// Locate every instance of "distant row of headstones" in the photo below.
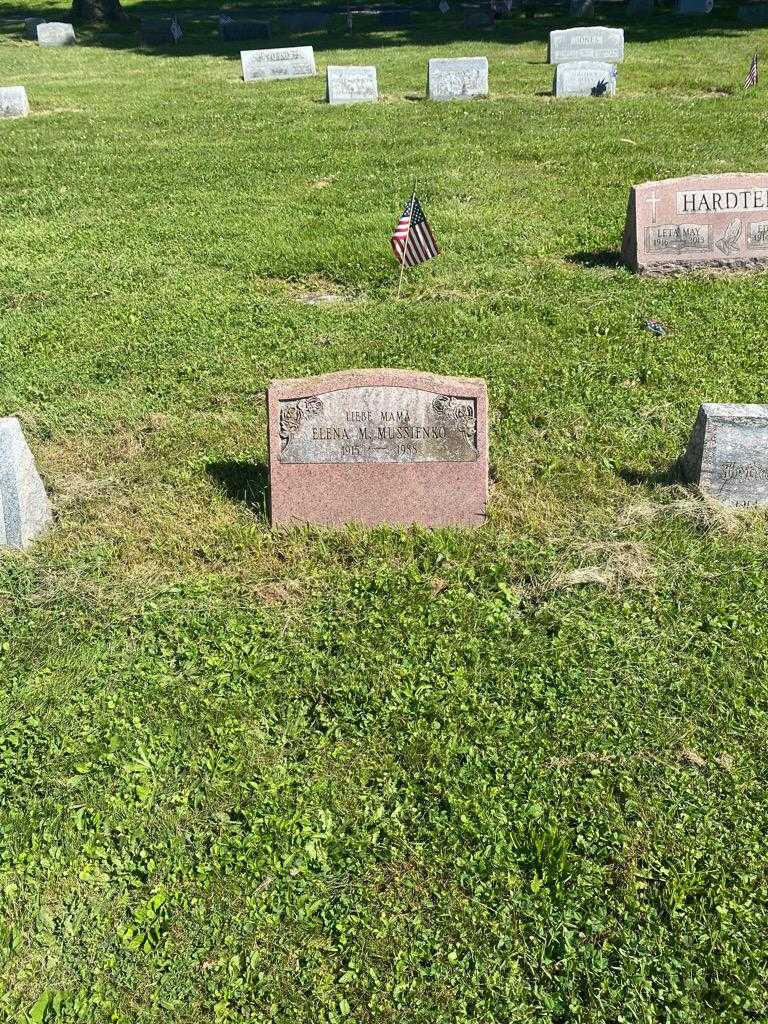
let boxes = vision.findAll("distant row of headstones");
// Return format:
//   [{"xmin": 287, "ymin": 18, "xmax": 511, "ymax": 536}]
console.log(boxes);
[{"xmin": 3, "ymin": 383, "xmax": 767, "ymax": 544}]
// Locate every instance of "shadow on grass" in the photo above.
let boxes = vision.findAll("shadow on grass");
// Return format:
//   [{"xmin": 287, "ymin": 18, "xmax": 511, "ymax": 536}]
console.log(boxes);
[
  {"xmin": 618, "ymin": 458, "xmax": 683, "ymax": 488},
  {"xmin": 206, "ymin": 460, "xmax": 270, "ymax": 520},
  {"xmin": 565, "ymin": 249, "xmax": 624, "ymax": 269},
  {"xmin": 0, "ymin": 3, "xmax": 757, "ymax": 59}
]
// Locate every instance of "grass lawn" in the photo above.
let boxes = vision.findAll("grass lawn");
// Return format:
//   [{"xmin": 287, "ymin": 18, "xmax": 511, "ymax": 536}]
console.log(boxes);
[{"xmin": 2, "ymin": 3, "xmax": 768, "ymax": 1020}]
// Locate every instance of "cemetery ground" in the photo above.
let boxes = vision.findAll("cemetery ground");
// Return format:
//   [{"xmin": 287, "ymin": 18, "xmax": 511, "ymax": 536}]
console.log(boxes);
[{"xmin": 2, "ymin": 6, "xmax": 768, "ymax": 1021}]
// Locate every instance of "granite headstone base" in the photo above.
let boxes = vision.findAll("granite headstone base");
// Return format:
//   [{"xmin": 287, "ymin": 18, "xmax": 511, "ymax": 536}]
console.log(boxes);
[
  {"xmin": 268, "ymin": 369, "xmax": 488, "ymax": 528},
  {"xmin": 428, "ymin": 56, "xmax": 489, "ymax": 100},
  {"xmin": 682, "ymin": 404, "xmax": 768, "ymax": 507},
  {"xmin": 554, "ymin": 60, "xmax": 616, "ymax": 96},
  {"xmin": 326, "ymin": 64, "xmax": 378, "ymax": 104},
  {"xmin": 622, "ymin": 173, "xmax": 768, "ymax": 275},
  {"xmin": 0, "ymin": 418, "xmax": 52, "ymax": 549}
]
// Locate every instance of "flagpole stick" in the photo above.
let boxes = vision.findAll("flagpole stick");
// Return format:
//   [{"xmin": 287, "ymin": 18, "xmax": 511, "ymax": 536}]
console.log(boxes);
[{"xmin": 397, "ymin": 185, "xmax": 417, "ymax": 300}]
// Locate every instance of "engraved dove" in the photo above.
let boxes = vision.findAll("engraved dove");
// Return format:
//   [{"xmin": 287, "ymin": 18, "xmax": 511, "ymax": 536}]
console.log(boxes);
[{"xmin": 715, "ymin": 218, "xmax": 742, "ymax": 256}]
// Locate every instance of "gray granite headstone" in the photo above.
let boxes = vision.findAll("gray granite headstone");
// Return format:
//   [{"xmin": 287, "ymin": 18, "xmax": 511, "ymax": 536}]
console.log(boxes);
[
  {"xmin": 427, "ymin": 56, "xmax": 488, "ymax": 100},
  {"xmin": 627, "ymin": 0, "xmax": 654, "ymax": 14},
  {"xmin": 219, "ymin": 15, "xmax": 271, "ymax": 41},
  {"xmin": 569, "ymin": 0, "xmax": 594, "ymax": 16},
  {"xmin": 23, "ymin": 17, "xmax": 45, "ymax": 40},
  {"xmin": 326, "ymin": 64, "xmax": 378, "ymax": 104},
  {"xmin": 682, "ymin": 404, "xmax": 768, "ymax": 507},
  {"xmin": 675, "ymin": 0, "xmax": 713, "ymax": 12},
  {"xmin": 737, "ymin": 2, "xmax": 768, "ymax": 21},
  {"xmin": 241, "ymin": 45, "xmax": 316, "ymax": 81},
  {"xmin": 548, "ymin": 26, "xmax": 624, "ymax": 62},
  {"xmin": 554, "ymin": 60, "xmax": 616, "ymax": 96},
  {"xmin": 37, "ymin": 22, "xmax": 76, "ymax": 47},
  {"xmin": 0, "ymin": 86, "xmax": 30, "ymax": 119},
  {"xmin": 279, "ymin": 9, "xmax": 330, "ymax": 31},
  {"xmin": 0, "ymin": 418, "xmax": 52, "ymax": 550}
]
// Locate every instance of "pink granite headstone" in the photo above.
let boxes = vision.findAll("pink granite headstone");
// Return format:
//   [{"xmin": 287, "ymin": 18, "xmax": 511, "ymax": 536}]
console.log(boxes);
[
  {"xmin": 267, "ymin": 369, "xmax": 488, "ymax": 528},
  {"xmin": 622, "ymin": 173, "xmax": 768, "ymax": 274}
]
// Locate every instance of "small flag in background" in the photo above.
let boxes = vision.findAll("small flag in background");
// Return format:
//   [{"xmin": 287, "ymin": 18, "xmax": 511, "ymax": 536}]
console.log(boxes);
[
  {"xmin": 745, "ymin": 52, "xmax": 758, "ymax": 89},
  {"xmin": 170, "ymin": 15, "xmax": 183, "ymax": 42},
  {"xmin": 391, "ymin": 194, "xmax": 439, "ymax": 268}
]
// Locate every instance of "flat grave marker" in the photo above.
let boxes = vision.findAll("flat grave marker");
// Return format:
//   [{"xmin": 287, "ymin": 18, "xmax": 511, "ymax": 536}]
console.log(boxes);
[
  {"xmin": 268, "ymin": 369, "xmax": 488, "ymax": 528},
  {"xmin": 554, "ymin": 60, "xmax": 616, "ymax": 96},
  {"xmin": 548, "ymin": 26, "xmax": 624, "ymax": 62},
  {"xmin": 622, "ymin": 173, "xmax": 768, "ymax": 274},
  {"xmin": 241, "ymin": 45, "xmax": 316, "ymax": 81},
  {"xmin": 37, "ymin": 22, "xmax": 76, "ymax": 46},
  {"xmin": 0, "ymin": 86, "xmax": 30, "ymax": 119},
  {"xmin": 682, "ymin": 404, "xmax": 768, "ymax": 507},
  {"xmin": 326, "ymin": 64, "xmax": 378, "ymax": 104},
  {"xmin": 0, "ymin": 418, "xmax": 52, "ymax": 549},
  {"xmin": 427, "ymin": 56, "xmax": 488, "ymax": 100}
]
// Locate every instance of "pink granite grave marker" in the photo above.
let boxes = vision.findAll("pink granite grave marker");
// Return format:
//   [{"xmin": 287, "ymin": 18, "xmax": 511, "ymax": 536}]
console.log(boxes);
[
  {"xmin": 267, "ymin": 369, "xmax": 488, "ymax": 528},
  {"xmin": 622, "ymin": 173, "xmax": 768, "ymax": 274}
]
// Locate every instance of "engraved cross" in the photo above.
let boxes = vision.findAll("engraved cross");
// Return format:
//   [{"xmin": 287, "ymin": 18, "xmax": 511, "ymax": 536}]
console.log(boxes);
[{"xmin": 646, "ymin": 191, "xmax": 661, "ymax": 225}]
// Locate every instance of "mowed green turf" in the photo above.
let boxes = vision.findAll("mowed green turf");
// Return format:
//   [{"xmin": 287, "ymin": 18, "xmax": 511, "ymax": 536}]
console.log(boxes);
[{"xmin": 2, "ymin": 7, "xmax": 768, "ymax": 1021}]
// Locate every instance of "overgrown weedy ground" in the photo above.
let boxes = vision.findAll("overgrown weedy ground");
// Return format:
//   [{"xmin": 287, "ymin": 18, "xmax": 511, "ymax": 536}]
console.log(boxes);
[{"xmin": 1, "ymin": 3, "xmax": 768, "ymax": 1021}]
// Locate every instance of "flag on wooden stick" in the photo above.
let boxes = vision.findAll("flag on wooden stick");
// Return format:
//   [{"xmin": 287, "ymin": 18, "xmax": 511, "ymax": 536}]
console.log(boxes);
[
  {"xmin": 745, "ymin": 52, "xmax": 758, "ymax": 89},
  {"xmin": 390, "ymin": 193, "xmax": 439, "ymax": 269}
]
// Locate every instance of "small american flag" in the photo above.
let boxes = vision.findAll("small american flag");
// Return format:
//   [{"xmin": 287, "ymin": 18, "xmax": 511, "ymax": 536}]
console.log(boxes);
[
  {"xmin": 170, "ymin": 15, "xmax": 183, "ymax": 42},
  {"xmin": 745, "ymin": 52, "xmax": 758, "ymax": 89},
  {"xmin": 391, "ymin": 194, "xmax": 439, "ymax": 268}
]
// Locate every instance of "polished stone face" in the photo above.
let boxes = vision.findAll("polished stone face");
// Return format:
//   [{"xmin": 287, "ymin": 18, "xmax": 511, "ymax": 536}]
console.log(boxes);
[
  {"xmin": 683, "ymin": 404, "xmax": 768, "ymax": 507},
  {"xmin": 268, "ymin": 370, "xmax": 489, "ymax": 528},
  {"xmin": 622, "ymin": 173, "xmax": 768, "ymax": 274},
  {"xmin": 278, "ymin": 387, "xmax": 478, "ymax": 465},
  {"xmin": 241, "ymin": 45, "xmax": 317, "ymax": 82},
  {"xmin": 554, "ymin": 61, "xmax": 616, "ymax": 97},
  {"xmin": 0, "ymin": 418, "xmax": 52, "ymax": 549},
  {"xmin": 37, "ymin": 22, "xmax": 76, "ymax": 46},
  {"xmin": 547, "ymin": 27, "xmax": 624, "ymax": 63},
  {"xmin": 427, "ymin": 57, "xmax": 489, "ymax": 101},
  {"xmin": 0, "ymin": 86, "xmax": 29, "ymax": 119}
]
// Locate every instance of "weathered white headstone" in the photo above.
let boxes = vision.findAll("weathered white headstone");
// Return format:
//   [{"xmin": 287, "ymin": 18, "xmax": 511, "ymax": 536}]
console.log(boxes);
[
  {"xmin": 554, "ymin": 60, "xmax": 616, "ymax": 96},
  {"xmin": 0, "ymin": 86, "xmax": 30, "ymax": 119},
  {"xmin": 682, "ymin": 404, "xmax": 768, "ymax": 507},
  {"xmin": 0, "ymin": 418, "xmax": 51, "ymax": 549},
  {"xmin": 427, "ymin": 56, "xmax": 488, "ymax": 100},
  {"xmin": 548, "ymin": 26, "xmax": 624, "ymax": 62},
  {"xmin": 37, "ymin": 22, "xmax": 76, "ymax": 47},
  {"xmin": 241, "ymin": 45, "xmax": 316, "ymax": 82},
  {"xmin": 326, "ymin": 65, "xmax": 378, "ymax": 104}
]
